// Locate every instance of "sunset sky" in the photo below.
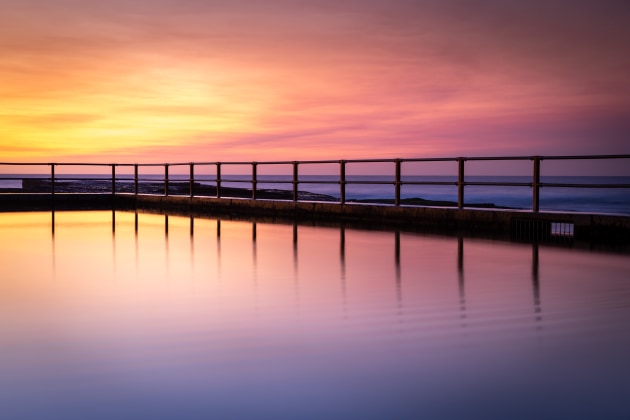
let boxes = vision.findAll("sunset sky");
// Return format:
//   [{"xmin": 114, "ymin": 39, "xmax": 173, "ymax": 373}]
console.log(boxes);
[{"xmin": 1, "ymin": 0, "xmax": 629, "ymax": 164}]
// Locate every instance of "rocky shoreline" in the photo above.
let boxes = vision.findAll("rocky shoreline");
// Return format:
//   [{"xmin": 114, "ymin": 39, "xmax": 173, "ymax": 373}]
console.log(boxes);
[
  {"xmin": 13, "ymin": 178, "xmax": 336, "ymax": 201},
  {"xmin": 4, "ymin": 178, "xmax": 508, "ymax": 209}
]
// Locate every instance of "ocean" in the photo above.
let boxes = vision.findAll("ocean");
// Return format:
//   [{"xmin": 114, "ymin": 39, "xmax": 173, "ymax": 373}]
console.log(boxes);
[{"xmin": 2, "ymin": 174, "xmax": 629, "ymax": 215}]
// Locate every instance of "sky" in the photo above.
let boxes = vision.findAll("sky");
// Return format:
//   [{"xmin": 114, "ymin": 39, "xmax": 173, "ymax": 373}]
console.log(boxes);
[{"xmin": 1, "ymin": 0, "xmax": 629, "ymax": 165}]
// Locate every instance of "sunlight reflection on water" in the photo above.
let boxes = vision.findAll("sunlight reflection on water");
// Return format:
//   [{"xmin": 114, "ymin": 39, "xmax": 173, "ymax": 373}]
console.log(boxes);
[{"xmin": 0, "ymin": 211, "xmax": 629, "ymax": 419}]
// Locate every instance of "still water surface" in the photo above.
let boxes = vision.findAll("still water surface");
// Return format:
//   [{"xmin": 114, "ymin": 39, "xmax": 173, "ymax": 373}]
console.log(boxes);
[{"xmin": 1, "ymin": 211, "xmax": 629, "ymax": 419}]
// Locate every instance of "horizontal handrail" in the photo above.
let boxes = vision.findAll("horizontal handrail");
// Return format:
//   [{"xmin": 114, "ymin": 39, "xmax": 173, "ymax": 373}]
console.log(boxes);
[
  {"xmin": 464, "ymin": 181, "xmax": 534, "ymax": 187},
  {"xmin": 1, "ymin": 154, "xmax": 629, "ymax": 213}
]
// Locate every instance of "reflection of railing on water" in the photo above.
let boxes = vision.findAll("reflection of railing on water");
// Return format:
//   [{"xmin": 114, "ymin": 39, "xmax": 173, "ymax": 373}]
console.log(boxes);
[
  {"xmin": 3, "ymin": 154, "xmax": 629, "ymax": 213},
  {"xmin": 52, "ymin": 212, "xmax": 540, "ymax": 328},
  {"xmin": 458, "ymin": 237, "xmax": 466, "ymax": 321}
]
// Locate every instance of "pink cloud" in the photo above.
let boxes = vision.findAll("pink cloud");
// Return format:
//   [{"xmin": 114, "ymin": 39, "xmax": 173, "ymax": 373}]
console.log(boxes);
[{"xmin": 1, "ymin": 0, "xmax": 629, "ymax": 162}]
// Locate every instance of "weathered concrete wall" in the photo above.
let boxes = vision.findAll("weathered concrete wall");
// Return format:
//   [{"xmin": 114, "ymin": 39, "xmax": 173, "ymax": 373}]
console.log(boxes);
[
  {"xmin": 1, "ymin": 193, "xmax": 629, "ymax": 243},
  {"xmin": 126, "ymin": 194, "xmax": 630, "ymax": 243},
  {"xmin": 0, "ymin": 193, "xmax": 114, "ymax": 211}
]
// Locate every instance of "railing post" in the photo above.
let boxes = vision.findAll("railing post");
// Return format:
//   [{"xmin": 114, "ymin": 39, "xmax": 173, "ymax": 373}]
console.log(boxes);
[
  {"xmin": 340, "ymin": 160, "xmax": 346, "ymax": 204},
  {"xmin": 111, "ymin": 164, "xmax": 116, "ymax": 196},
  {"xmin": 533, "ymin": 156, "xmax": 540, "ymax": 212},
  {"xmin": 189, "ymin": 163, "xmax": 194, "ymax": 198},
  {"xmin": 457, "ymin": 157, "xmax": 465, "ymax": 209},
  {"xmin": 252, "ymin": 162, "xmax": 257, "ymax": 200},
  {"xmin": 216, "ymin": 163, "xmax": 221, "ymax": 198},
  {"xmin": 395, "ymin": 159, "xmax": 401, "ymax": 206},
  {"xmin": 134, "ymin": 164, "xmax": 138, "ymax": 195},
  {"xmin": 164, "ymin": 164, "xmax": 169, "ymax": 196},
  {"xmin": 292, "ymin": 161, "xmax": 299, "ymax": 202},
  {"xmin": 50, "ymin": 164, "xmax": 55, "ymax": 196}
]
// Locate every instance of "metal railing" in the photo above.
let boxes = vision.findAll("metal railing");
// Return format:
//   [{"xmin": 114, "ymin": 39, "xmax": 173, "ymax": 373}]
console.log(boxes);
[{"xmin": 1, "ymin": 154, "xmax": 629, "ymax": 213}]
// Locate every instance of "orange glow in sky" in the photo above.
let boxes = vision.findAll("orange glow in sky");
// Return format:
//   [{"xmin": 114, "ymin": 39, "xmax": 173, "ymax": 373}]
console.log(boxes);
[{"xmin": 1, "ymin": 0, "xmax": 629, "ymax": 163}]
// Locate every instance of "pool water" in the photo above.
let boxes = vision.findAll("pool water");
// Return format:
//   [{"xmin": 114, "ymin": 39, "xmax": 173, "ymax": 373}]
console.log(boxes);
[{"xmin": 1, "ymin": 211, "xmax": 629, "ymax": 419}]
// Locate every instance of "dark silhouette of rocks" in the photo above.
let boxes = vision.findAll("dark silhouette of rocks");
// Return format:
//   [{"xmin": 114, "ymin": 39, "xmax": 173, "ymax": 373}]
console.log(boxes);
[
  {"xmin": 19, "ymin": 178, "xmax": 337, "ymax": 201},
  {"xmin": 11, "ymin": 178, "xmax": 508, "ymax": 208}
]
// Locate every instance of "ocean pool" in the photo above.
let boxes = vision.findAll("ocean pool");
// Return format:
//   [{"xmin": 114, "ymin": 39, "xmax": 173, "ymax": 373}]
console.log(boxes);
[{"xmin": 1, "ymin": 211, "xmax": 629, "ymax": 419}]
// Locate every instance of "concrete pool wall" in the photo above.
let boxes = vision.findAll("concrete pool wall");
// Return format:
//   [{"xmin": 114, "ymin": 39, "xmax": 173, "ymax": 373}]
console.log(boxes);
[{"xmin": 1, "ymin": 193, "xmax": 629, "ymax": 244}]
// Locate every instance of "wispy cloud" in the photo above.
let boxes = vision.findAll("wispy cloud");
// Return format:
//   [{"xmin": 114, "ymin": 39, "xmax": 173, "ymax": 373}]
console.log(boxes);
[{"xmin": 1, "ymin": 0, "xmax": 629, "ymax": 162}]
